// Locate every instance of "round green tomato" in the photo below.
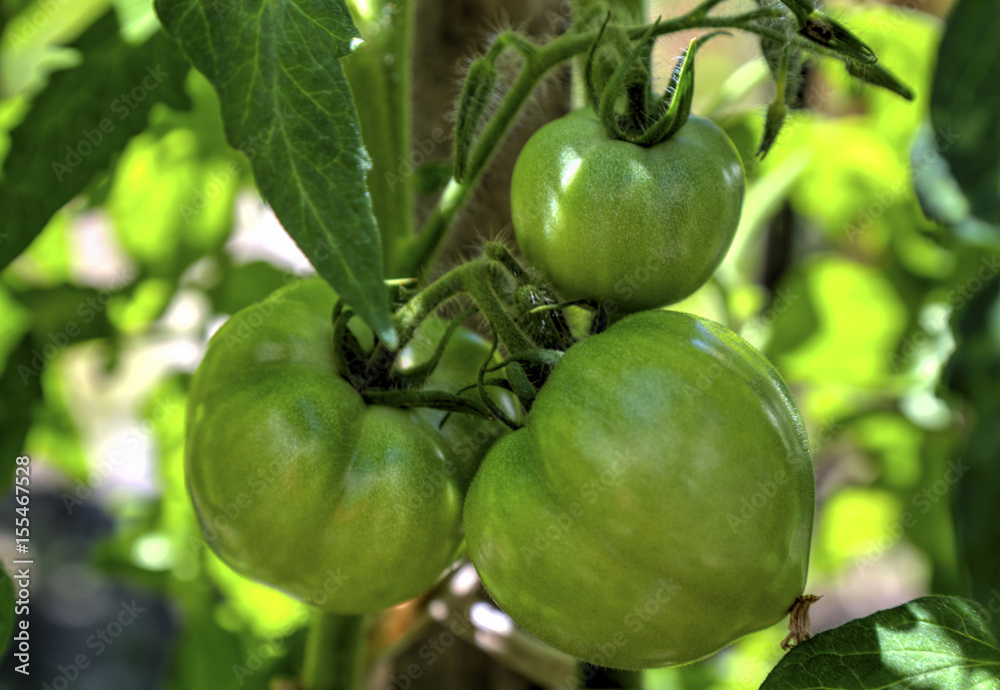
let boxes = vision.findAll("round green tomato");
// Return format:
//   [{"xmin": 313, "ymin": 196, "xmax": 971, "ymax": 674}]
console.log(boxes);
[
  {"xmin": 511, "ymin": 109, "xmax": 745, "ymax": 312},
  {"xmin": 186, "ymin": 279, "xmax": 504, "ymax": 613},
  {"xmin": 464, "ymin": 310, "xmax": 814, "ymax": 669}
]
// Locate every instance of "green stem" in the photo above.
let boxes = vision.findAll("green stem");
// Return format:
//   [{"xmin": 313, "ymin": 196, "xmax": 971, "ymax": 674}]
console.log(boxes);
[
  {"xmin": 392, "ymin": 258, "xmax": 536, "ymax": 356},
  {"xmin": 302, "ymin": 613, "xmax": 366, "ymax": 690},
  {"xmin": 398, "ymin": 2, "xmax": 783, "ymax": 277},
  {"xmin": 343, "ymin": 0, "xmax": 414, "ymax": 278}
]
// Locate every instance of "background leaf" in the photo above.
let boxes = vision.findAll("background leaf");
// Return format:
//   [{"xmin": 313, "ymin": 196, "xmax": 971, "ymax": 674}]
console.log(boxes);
[
  {"xmin": 943, "ymin": 269, "xmax": 1000, "ymax": 635},
  {"xmin": 154, "ymin": 0, "xmax": 396, "ymax": 345},
  {"xmin": 929, "ymin": 0, "xmax": 1000, "ymax": 226},
  {"xmin": 0, "ymin": 10, "xmax": 191, "ymax": 270},
  {"xmin": 762, "ymin": 596, "xmax": 1000, "ymax": 688}
]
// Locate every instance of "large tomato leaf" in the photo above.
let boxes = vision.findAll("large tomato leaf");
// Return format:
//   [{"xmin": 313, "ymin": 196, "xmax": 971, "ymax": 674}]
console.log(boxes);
[
  {"xmin": 762, "ymin": 596, "xmax": 1000, "ymax": 688},
  {"xmin": 928, "ymin": 0, "xmax": 1000, "ymax": 227},
  {"xmin": 0, "ymin": 11, "xmax": 191, "ymax": 270},
  {"xmin": 154, "ymin": 0, "xmax": 396, "ymax": 346},
  {"xmin": 943, "ymin": 269, "xmax": 1000, "ymax": 635}
]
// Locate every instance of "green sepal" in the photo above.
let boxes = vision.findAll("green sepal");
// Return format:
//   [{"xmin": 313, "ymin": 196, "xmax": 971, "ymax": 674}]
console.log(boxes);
[
  {"xmin": 799, "ymin": 11, "xmax": 876, "ymax": 64},
  {"xmin": 757, "ymin": 42, "xmax": 792, "ymax": 158},
  {"xmin": 634, "ymin": 32, "xmax": 727, "ymax": 147},
  {"xmin": 390, "ymin": 309, "xmax": 476, "ymax": 389},
  {"xmin": 454, "ymin": 58, "xmax": 499, "ymax": 183},
  {"xmin": 361, "ymin": 389, "xmax": 494, "ymax": 419},
  {"xmin": 846, "ymin": 60, "xmax": 914, "ymax": 101},
  {"xmin": 490, "ymin": 349, "xmax": 566, "ymax": 371},
  {"xmin": 478, "ymin": 333, "xmax": 521, "ymax": 430},
  {"xmin": 584, "ymin": 15, "xmax": 640, "ymax": 114},
  {"xmin": 597, "ymin": 20, "xmax": 659, "ymax": 140},
  {"xmin": 504, "ymin": 362, "xmax": 538, "ymax": 412},
  {"xmin": 757, "ymin": 99, "xmax": 787, "ymax": 158},
  {"xmin": 332, "ymin": 307, "xmax": 367, "ymax": 387},
  {"xmin": 777, "ymin": 0, "xmax": 814, "ymax": 29}
]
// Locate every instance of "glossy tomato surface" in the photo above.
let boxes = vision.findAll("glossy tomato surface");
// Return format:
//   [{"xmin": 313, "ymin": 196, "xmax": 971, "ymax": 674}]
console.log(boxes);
[
  {"xmin": 511, "ymin": 110, "xmax": 745, "ymax": 312},
  {"xmin": 464, "ymin": 309, "xmax": 814, "ymax": 668},
  {"xmin": 187, "ymin": 279, "xmax": 506, "ymax": 612}
]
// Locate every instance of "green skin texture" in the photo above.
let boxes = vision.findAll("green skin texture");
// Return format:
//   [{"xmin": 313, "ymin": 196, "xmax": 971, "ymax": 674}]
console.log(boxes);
[
  {"xmin": 464, "ymin": 310, "xmax": 815, "ymax": 669},
  {"xmin": 186, "ymin": 279, "xmax": 508, "ymax": 613},
  {"xmin": 511, "ymin": 109, "xmax": 746, "ymax": 313}
]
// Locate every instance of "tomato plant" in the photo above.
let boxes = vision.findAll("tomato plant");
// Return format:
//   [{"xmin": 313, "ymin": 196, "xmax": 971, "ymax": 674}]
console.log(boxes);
[
  {"xmin": 6, "ymin": 0, "xmax": 993, "ymax": 688},
  {"xmin": 511, "ymin": 109, "xmax": 745, "ymax": 312}
]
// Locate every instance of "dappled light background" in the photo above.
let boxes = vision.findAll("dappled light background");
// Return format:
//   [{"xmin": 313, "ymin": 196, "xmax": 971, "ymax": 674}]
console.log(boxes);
[{"xmin": 0, "ymin": 0, "xmax": 986, "ymax": 688}]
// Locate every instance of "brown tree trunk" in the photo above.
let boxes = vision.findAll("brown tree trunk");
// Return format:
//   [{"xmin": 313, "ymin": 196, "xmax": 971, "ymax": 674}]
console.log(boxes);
[{"xmin": 382, "ymin": 0, "xmax": 571, "ymax": 687}]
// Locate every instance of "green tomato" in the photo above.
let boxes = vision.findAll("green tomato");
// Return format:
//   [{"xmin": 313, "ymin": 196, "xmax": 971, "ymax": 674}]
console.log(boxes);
[
  {"xmin": 511, "ymin": 109, "xmax": 745, "ymax": 313},
  {"xmin": 464, "ymin": 310, "xmax": 814, "ymax": 669},
  {"xmin": 186, "ymin": 279, "xmax": 506, "ymax": 613}
]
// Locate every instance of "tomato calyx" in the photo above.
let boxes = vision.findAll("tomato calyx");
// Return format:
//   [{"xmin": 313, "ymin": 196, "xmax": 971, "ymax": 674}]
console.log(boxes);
[
  {"xmin": 329, "ymin": 301, "xmax": 496, "ymax": 420},
  {"xmin": 780, "ymin": 594, "xmax": 822, "ymax": 650},
  {"xmin": 328, "ymin": 243, "xmax": 599, "ymax": 426},
  {"xmin": 584, "ymin": 16, "xmax": 727, "ymax": 147}
]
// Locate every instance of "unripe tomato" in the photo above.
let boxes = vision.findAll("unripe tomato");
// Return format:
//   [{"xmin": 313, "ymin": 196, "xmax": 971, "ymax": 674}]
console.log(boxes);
[
  {"xmin": 511, "ymin": 109, "xmax": 745, "ymax": 312},
  {"xmin": 186, "ymin": 279, "xmax": 508, "ymax": 613},
  {"xmin": 464, "ymin": 309, "xmax": 814, "ymax": 669}
]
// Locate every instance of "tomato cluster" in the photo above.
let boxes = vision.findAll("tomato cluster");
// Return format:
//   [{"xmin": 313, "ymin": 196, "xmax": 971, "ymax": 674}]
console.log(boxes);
[{"xmin": 186, "ymin": 107, "xmax": 813, "ymax": 669}]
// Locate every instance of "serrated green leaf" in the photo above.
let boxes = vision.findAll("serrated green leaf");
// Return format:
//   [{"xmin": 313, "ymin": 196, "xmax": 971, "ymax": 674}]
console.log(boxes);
[
  {"xmin": 0, "ymin": 10, "xmax": 191, "ymax": 271},
  {"xmin": 930, "ymin": 0, "xmax": 1000, "ymax": 226},
  {"xmin": 762, "ymin": 596, "xmax": 1000, "ymax": 688},
  {"xmin": 155, "ymin": 0, "xmax": 397, "ymax": 346}
]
